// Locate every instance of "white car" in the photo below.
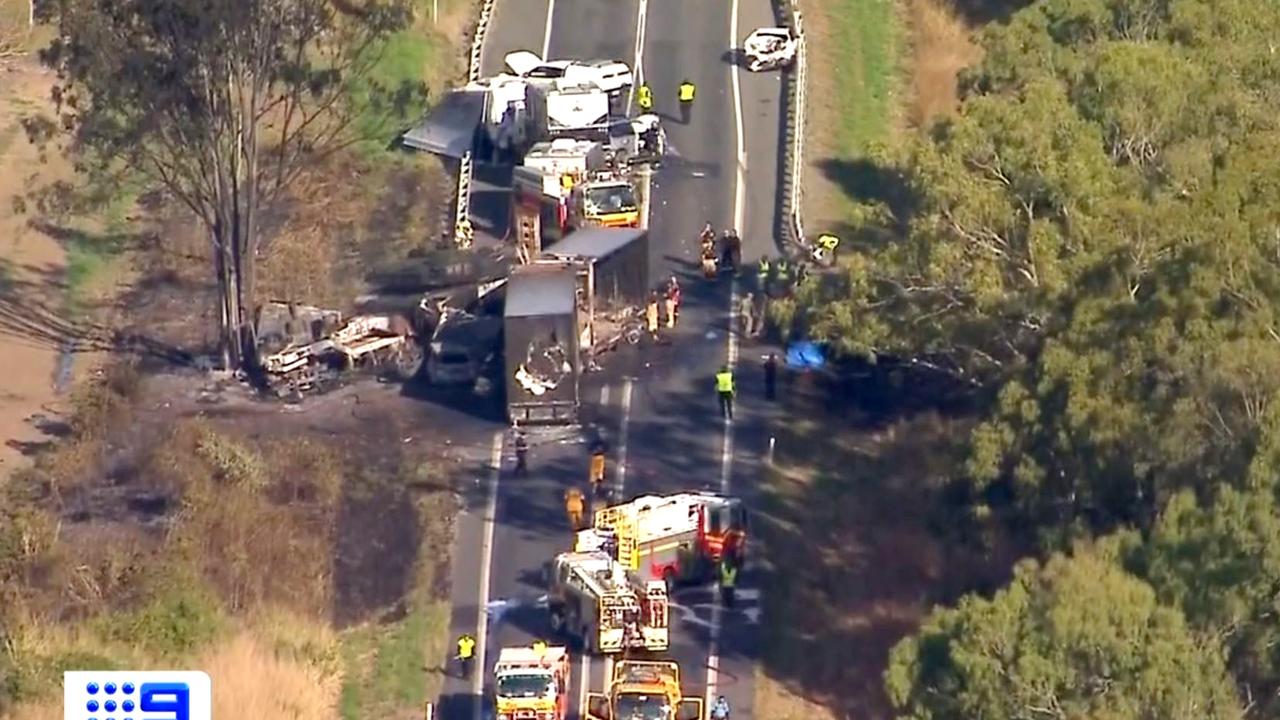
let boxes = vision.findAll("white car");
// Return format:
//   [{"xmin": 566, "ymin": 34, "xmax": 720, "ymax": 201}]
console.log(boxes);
[
  {"xmin": 504, "ymin": 51, "xmax": 634, "ymax": 94},
  {"xmin": 742, "ymin": 27, "xmax": 798, "ymax": 72}
]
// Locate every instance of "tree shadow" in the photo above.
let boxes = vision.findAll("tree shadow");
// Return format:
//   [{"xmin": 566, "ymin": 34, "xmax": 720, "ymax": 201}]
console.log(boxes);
[
  {"xmin": 752, "ymin": 364, "xmax": 1021, "ymax": 719},
  {"xmin": 949, "ymin": 0, "xmax": 1036, "ymax": 24},
  {"xmin": 815, "ymin": 157, "xmax": 919, "ymax": 238}
]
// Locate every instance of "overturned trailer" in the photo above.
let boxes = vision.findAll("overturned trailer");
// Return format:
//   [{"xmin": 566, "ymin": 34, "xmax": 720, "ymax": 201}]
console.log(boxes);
[
  {"xmin": 504, "ymin": 266, "xmax": 582, "ymax": 425},
  {"xmin": 540, "ymin": 227, "xmax": 650, "ymax": 361}
]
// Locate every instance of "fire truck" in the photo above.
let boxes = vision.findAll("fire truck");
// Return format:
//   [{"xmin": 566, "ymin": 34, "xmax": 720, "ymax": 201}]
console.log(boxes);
[
  {"xmin": 589, "ymin": 493, "xmax": 748, "ymax": 587},
  {"xmin": 584, "ymin": 660, "xmax": 703, "ymax": 720},
  {"xmin": 548, "ymin": 551, "xmax": 669, "ymax": 654},
  {"xmin": 494, "ymin": 644, "xmax": 571, "ymax": 720},
  {"xmin": 569, "ymin": 172, "xmax": 640, "ymax": 230},
  {"xmin": 513, "ymin": 139, "xmax": 639, "ymax": 248}
]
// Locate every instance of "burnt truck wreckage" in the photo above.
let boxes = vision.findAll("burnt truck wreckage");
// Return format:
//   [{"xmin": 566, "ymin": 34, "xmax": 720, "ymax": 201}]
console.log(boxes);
[
  {"xmin": 251, "ymin": 250, "xmax": 509, "ymax": 399},
  {"xmin": 504, "ymin": 266, "xmax": 582, "ymax": 424},
  {"xmin": 502, "ymin": 228, "xmax": 651, "ymax": 424}
]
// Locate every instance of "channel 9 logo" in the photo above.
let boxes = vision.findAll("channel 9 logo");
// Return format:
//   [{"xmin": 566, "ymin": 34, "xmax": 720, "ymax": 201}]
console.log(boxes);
[{"xmin": 64, "ymin": 671, "xmax": 211, "ymax": 720}]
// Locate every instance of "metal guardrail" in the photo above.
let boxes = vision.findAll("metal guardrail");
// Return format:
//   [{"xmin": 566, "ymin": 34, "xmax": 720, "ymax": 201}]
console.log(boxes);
[
  {"xmin": 777, "ymin": 1, "xmax": 809, "ymax": 253},
  {"xmin": 451, "ymin": 0, "xmax": 498, "ymax": 249}
]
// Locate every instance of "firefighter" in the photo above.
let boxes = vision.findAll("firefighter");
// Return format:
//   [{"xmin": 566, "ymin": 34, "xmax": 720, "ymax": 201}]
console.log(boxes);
[
  {"xmin": 712, "ymin": 696, "xmax": 732, "ymax": 720},
  {"xmin": 763, "ymin": 352, "xmax": 779, "ymax": 401},
  {"xmin": 646, "ymin": 291, "xmax": 661, "ymax": 337},
  {"xmin": 718, "ymin": 559, "xmax": 738, "ymax": 607},
  {"xmin": 637, "ymin": 82, "xmax": 654, "ymax": 111},
  {"xmin": 678, "ymin": 78, "xmax": 696, "ymax": 123},
  {"xmin": 716, "ymin": 365, "xmax": 735, "ymax": 420},
  {"xmin": 533, "ymin": 639, "xmax": 548, "ymax": 658},
  {"xmin": 589, "ymin": 438, "xmax": 607, "ymax": 493},
  {"xmin": 513, "ymin": 423, "xmax": 529, "ymax": 476},
  {"xmin": 566, "ymin": 487, "xmax": 586, "ymax": 530},
  {"xmin": 664, "ymin": 284, "xmax": 678, "ymax": 329},
  {"xmin": 456, "ymin": 633, "xmax": 476, "ymax": 677}
]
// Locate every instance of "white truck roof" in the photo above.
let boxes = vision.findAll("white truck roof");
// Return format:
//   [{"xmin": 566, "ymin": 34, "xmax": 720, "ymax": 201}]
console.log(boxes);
[
  {"xmin": 609, "ymin": 493, "xmax": 731, "ymax": 544},
  {"xmin": 496, "ymin": 645, "xmax": 568, "ymax": 670}
]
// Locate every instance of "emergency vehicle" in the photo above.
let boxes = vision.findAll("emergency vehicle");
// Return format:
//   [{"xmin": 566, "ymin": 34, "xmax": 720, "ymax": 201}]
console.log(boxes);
[
  {"xmin": 584, "ymin": 660, "xmax": 704, "ymax": 720},
  {"xmin": 494, "ymin": 644, "xmax": 571, "ymax": 720},
  {"xmin": 589, "ymin": 493, "xmax": 748, "ymax": 586},
  {"xmin": 570, "ymin": 173, "xmax": 640, "ymax": 229},
  {"xmin": 548, "ymin": 551, "xmax": 669, "ymax": 654}
]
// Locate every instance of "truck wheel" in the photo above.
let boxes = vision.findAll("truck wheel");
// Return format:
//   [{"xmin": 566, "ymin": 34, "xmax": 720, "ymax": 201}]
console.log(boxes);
[{"xmin": 550, "ymin": 607, "xmax": 566, "ymax": 635}]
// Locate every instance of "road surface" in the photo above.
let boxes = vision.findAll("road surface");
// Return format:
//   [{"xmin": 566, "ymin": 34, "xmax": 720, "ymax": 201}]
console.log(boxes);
[{"xmin": 439, "ymin": 0, "xmax": 786, "ymax": 716}]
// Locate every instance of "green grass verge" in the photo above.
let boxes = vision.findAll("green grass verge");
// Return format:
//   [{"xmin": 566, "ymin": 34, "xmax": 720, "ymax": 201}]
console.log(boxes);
[
  {"xmin": 338, "ymin": 600, "xmax": 450, "ymax": 719},
  {"xmin": 829, "ymin": 0, "xmax": 902, "ymax": 155}
]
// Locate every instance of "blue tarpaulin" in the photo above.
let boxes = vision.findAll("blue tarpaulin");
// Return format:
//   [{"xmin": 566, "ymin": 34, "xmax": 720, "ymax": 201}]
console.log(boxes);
[{"xmin": 785, "ymin": 341, "xmax": 825, "ymax": 370}]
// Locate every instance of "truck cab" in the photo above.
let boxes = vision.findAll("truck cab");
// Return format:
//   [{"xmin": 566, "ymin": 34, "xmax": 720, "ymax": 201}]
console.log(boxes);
[
  {"xmin": 572, "ymin": 177, "xmax": 639, "ymax": 229},
  {"xmin": 494, "ymin": 645, "xmax": 571, "ymax": 720},
  {"xmin": 585, "ymin": 661, "xmax": 703, "ymax": 720}
]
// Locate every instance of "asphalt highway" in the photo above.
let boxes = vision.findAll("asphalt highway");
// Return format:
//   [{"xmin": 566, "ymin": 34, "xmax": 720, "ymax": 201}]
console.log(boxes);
[{"xmin": 440, "ymin": 0, "xmax": 785, "ymax": 717}]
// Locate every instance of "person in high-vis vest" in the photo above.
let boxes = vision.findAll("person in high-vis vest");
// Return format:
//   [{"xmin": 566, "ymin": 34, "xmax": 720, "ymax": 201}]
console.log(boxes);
[
  {"xmin": 816, "ymin": 233, "xmax": 840, "ymax": 264},
  {"xmin": 456, "ymin": 634, "xmax": 476, "ymax": 677},
  {"xmin": 715, "ymin": 366, "xmax": 735, "ymax": 420},
  {"xmin": 757, "ymin": 256, "xmax": 771, "ymax": 289},
  {"xmin": 678, "ymin": 79, "xmax": 696, "ymax": 124},
  {"xmin": 566, "ymin": 487, "xmax": 586, "ymax": 530},
  {"xmin": 637, "ymin": 82, "xmax": 654, "ymax": 111},
  {"xmin": 718, "ymin": 559, "xmax": 738, "ymax": 607}
]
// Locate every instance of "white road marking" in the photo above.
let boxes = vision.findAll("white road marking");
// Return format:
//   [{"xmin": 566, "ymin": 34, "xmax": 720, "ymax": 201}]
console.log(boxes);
[
  {"xmin": 541, "ymin": 0, "xmax": 557, "ymax": 59},
  {"xmin": 617, "ymin": 378, "xmax": 634, "ymax": 495},
  {"xmin": 601, "ymin": 384, "xmax": 611, "ymax": 407},
  {"xmin": 629, "ymin": 0, "xmax": 650, "ymax": 118},
  {"xmin": 475, "ymin": 432, "xmax": 503, "ymax": 718},
  {"xmin": 707, "ymin": 0, "xmax": 748, "ymax": 707},
  {"xmin": 578, "ymin": 653, "xmax": 590, "ymax": 719}
]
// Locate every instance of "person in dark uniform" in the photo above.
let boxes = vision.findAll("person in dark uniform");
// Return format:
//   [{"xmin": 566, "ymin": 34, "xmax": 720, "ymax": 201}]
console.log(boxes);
[
  {"xmin": 513, "ymin": 423, "xmax": 529, "ymax": 476},
  {"xmin": 763, "ymin": 353, "xmax": 779, "ymax": 401}
]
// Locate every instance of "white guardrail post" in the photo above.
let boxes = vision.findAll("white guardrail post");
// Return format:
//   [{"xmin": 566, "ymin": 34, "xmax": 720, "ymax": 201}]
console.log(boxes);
[{"xmin": 452, "ymin": 0, "xmax": 497, "ymax": 249}]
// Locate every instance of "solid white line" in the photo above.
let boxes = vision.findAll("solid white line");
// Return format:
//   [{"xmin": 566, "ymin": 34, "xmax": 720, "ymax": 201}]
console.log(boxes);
[
  {"xmin": 541, "ymin": 0, "xmax": 556, "ymax": 59},
  {"xmin": 577, "ymin": 653, "xmax": 590, "ymax": 719},
  {"xmin": 730, "ymin": 0, "xmax": 747, "ymax": 232},
  {"xmin": 474, "ymin": 432, "xmax": 503, "ymax": 717},
  {"xmin": 617, "ymin": 378, "xmax": 633, "ymax": 494},
  {"xmin": 627, "ymin": 0, "xmax": 649, "ymax": 115},
  {"xmin": 601, "ymin": 384, "xmax": 611, "ymax": 407},
  {"xmin": 708, "ymin": 0, "xmax": 747, "ymax": 707}
]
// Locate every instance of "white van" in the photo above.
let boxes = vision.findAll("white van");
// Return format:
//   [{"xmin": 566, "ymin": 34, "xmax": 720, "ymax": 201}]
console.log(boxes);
[{"xmin": 505, "ymin": 51, "xmax": 634, "ymax": 96}]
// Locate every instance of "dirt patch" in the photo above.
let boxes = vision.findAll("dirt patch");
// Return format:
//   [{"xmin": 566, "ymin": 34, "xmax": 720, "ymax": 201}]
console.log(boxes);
[
  {"xmin": 0, "ymin": 58, "xmax": 77, "ymax": 477},
  {"xmin": 905, "ymin": 0, "xmax": 981, "ymax": 127},
  {"xmin": 755, "ymin": 370, "xmax": 1020, "ymax": 719}
]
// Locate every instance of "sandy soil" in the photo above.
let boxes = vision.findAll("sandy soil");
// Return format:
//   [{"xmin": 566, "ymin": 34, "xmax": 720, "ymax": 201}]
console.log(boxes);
[{"xmin": 0, "ymin": 57, "xmax": 75, "ymax": 477}]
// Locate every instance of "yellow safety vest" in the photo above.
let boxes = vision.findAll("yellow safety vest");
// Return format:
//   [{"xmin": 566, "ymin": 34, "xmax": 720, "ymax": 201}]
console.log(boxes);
[
  {"xmin": 818, "ymin": 234, "xmax": 840, "ymax": 250},
  {"xmin": 716, "ymin": 372, "xmax": 734, "ymax": 393},
  {"xmin": 679, "ymin": 83, "xmax": 696, "ymax": 102},
  {"xmin": 638, "ymin": 85, "xmax": 653, "ymax": 108},
  {"xmin": 720, "ymin": 564, "xmax": 738, "ymax": 587},
  {"xmin": 458, "ymin": 636, "xmax": 476, "ymax": 658}
]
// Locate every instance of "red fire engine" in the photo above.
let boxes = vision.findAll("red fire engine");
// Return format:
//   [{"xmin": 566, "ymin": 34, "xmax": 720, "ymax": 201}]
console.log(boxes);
[{"xmin": 583, "ymin": 493, "xmax": 748, "ymax": 587}]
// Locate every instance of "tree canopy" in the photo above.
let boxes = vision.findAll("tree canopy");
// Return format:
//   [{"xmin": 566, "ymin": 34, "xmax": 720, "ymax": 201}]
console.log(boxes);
[
  {"xmin": 796, "ymin": 0, "xmax": 1280, "ymax": 529},
  {"xmin": 885, "ymin": 550, "xmax": 1243, "ymax": 720},
  {"xmin": 41, "ymin": 0, "xmax": 420, "ymax": 368}
]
